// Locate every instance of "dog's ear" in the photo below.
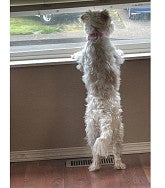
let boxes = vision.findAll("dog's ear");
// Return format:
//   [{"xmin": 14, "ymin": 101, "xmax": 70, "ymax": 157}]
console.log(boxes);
[
  {"xmin": 81, "ymin": 11, "xmax": 90, "ymax": 22},
  {"xmin": 101, "ymin": 9, "xmax": 110, "ymax": 21}
]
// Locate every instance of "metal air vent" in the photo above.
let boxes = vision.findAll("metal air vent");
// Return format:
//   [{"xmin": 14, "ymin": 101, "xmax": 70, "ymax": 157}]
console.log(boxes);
[{"xmin": 66, "ymin": 155, "xmax": 114, "ymax": 167}]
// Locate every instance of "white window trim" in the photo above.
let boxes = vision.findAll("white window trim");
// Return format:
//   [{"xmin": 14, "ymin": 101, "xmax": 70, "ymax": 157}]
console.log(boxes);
[
  {"xmin": 11, "ymin": 51, "xmax": 150, "ymax": 69},
  {"xmin": 10, "ymin": 53, "xmax": 150, "ymax": 68}
]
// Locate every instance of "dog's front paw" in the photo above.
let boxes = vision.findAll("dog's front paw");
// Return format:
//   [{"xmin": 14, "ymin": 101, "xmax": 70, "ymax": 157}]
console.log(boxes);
[
  {"xmin": 114, "ymin": 161, "xmax": 126, "ymax": 170},
  {"xmin": 76, "ymin": 64, "xmax": 83, "ymax": 71},
  {"xmin": 89, "ymin": 162, "xmax": 101, "ymax": 172},
  {"xmin": 71, "ymin": 51, "xmax": 82, "ymax": 61},
  {"xmin": 71, "ymin": 54, "xmax": 75, "ymax": 59}
]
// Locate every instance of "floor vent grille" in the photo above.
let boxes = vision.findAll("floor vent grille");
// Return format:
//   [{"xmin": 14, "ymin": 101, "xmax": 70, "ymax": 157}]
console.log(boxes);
[{"xmin": 65, "ymin": 156, "xmax": 114, "ymax": 167}]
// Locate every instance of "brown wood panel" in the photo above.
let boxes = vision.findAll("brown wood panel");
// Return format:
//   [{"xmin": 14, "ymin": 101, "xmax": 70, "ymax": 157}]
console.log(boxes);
[
  {"xmin": 10, "ymin": 162, "xmax": 26, "ymax": 188},
  {"xmin": 11, "ymin": 59, "xmax": 150, "ymax": 152},
  {"xmin": 10, "ymin": 153, "xmax": 150, "ymax": 188},
  {"xmin": 120, "ymin": 154, "xmax": 150, "ymax": 188},
  {"xmin": 139, "ymin": 153, "xmax": 150, "ymax": 183},
  {"xmin": 24, "ymin": 160, "xmax": 65, "ymax": 188},
  {"xmin": 64, "ymin": 167, "xmax": 91, "ymax": 188}
]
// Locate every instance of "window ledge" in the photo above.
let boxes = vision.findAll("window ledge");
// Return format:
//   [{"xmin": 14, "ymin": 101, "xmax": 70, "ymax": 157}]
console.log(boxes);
[{"xmin": 10, "ymin": 52, "xmax": 150, "ymax": 68}]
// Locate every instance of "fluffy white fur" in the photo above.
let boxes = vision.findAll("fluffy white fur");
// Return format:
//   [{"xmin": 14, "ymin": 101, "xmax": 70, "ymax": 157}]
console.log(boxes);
[{"xmin": 72, "ymin": 10, "xmax": 126, "ymax": 171}]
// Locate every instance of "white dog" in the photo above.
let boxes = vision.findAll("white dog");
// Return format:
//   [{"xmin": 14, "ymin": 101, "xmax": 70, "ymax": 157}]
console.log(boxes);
[{"xmin": 72, "ymin": 10, "xmax": 126, "ymax": 171}]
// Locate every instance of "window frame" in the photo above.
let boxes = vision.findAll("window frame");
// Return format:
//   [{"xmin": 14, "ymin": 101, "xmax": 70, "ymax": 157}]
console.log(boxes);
[{"xmin": 10, "ymin": 1, "xmax": 151, "ymax": 66}]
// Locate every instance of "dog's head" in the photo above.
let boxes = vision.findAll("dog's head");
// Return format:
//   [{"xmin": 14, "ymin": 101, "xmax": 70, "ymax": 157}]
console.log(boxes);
[{"xmin": 81, "ymin": 10, "xmax": 114, "ymax": 36}]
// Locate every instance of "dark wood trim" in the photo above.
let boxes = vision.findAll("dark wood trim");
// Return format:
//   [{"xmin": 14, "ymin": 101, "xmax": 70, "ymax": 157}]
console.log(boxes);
[{"xmin": 10, "ymin": 0, "xmax": 150, "ymax": 12}]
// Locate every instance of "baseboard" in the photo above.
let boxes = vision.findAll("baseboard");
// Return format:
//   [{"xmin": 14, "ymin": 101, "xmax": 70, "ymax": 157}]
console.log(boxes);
[{"xmin": 10, "ymin": 142, "xmax": 150, "ymax": 162}]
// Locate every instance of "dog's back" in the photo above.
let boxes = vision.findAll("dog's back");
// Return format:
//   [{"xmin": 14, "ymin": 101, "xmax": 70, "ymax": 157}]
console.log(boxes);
[{"xmin": 82, "ymin": 37, "xmax": 121, "ymax": 98}]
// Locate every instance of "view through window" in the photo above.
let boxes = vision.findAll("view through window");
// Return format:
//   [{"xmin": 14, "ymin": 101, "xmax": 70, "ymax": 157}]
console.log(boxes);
[{"xmin": 10, "ymin": 3, "xmax": 150, "ymax": 60}]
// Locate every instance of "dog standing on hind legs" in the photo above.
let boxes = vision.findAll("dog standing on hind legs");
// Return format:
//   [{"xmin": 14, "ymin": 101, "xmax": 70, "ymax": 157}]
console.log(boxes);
[{"xmin": 72, "ymin": 9, "xmax": 126, "ymax": 171}]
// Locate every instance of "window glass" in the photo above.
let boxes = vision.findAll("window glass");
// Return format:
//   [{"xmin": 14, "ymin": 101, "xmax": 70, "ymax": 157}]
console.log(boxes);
[{"xmin": 10, "ymin": 3, "xmax": 150, "ymax": 58}]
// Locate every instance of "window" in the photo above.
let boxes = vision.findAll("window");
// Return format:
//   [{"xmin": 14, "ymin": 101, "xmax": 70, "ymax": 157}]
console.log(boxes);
[{"xmin": 10, "ymin": 2, "xmax": 150, "ymax": 63}]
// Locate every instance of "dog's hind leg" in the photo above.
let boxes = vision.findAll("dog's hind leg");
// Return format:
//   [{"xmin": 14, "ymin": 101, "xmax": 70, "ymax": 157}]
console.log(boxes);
[
  {"xmin": 85, "ymin": 110, "xmax": 101, "ymax": 171},
  {"xmin": 86, "ymin": 125, "xmax": 101, "ymax": 171},
  {"xmin": 89, "ymin": 114, "xmax": 113, "ymax": 171},
  {"xmin": 88, "ymin": 151, "xmax": 101, "ymax": 171},
  {"xmin": 85, "ymin": 119, "xmax": 100, "ymax": 150},
  {"xmin": 112, "ymin": 119, "xmax": 126, "ymax": 169},
  {"xmin": 85, "ymin": 108, "xmax": 100, "ymax": 148},
  {"xmin": 113, "ymin": 142, "xmax": 126, "ymax": 169}
]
